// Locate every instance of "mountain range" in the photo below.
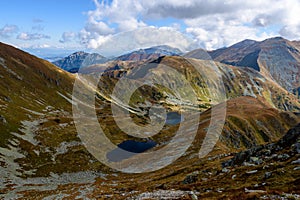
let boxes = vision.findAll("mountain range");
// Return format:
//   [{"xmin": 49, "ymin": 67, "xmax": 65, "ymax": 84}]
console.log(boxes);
[
  {"xmin": 54, "ymin": 37, "xmax": 300, "ymax": 96},
  {"xmin": 185, "ymin": 37, "xmax": 300, "ymax": 93},
  {"xmin": 52, "ymin": 45, "xmax": 182, "ymax": 73},
  {"xmin": 0, "ymin": 37, "xmax": 299, "ymax": 199}
]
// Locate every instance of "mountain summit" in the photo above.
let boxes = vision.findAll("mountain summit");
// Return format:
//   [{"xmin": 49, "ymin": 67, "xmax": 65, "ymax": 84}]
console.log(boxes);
[
  {"xmin": 115, "ymin": 45, "xmax": 183, "ymax": 61},
  {"xmin": 185, "ymin": 37, "xmax": 300, "ymax": 92},
  {"xmin": 53, "ymin": 51, "xmax": 108, "ymax": 73}
]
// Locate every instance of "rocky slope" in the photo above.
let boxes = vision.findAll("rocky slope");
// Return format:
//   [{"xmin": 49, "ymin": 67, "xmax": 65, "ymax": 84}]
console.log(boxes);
[
  {"xmin": 0, "ymin": 42, "xmax": 299, "ymax": 199},
  {"xmin": 185, "ymin": 37, "xmax": 300, "ymax": 93},
  {"xmin": 94, "ymin": 56, "xmax": 300, "ymax": 112}
]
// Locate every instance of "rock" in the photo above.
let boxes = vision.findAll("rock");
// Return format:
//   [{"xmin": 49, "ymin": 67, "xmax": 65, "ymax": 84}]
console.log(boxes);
[
  {"xmin": 222, "ymin": 160, "xmax": 233, "ymax": 168},
  {"xmin": 250, "ymin": 156, "xmax": 263, "ymax": 165},
  {"xmin": 278, "ymin": 124, "xmax": 300, "ymax": 148},
  {"xmin": 3, "ymin": 96, "xmax": 12, "ymax": 102},
  {"xmin": 183, "ymin": 172, "xmax": 199, "ymax": 184},
  {"xmin": 0, "ymin": 115, "xmax": 7, "ymax": 124},
  {"xmin": 250, "ymin": 157, "xmax": 259, "ymax": 162},
  {"xmin": 293, "ymin": 166, "xmax": 300, "ymax": 171},
  {"xmin": 271, "ymin": 154, "xmax": 278, "ymax": 159},
  {"xmin": 291, "ymin": 159, "xmax": 300, "ymax": 164},
  {"xmin": 277, "ymin": 154, "xmax": 290, "ymax": 160},
  {"xmin": 246, "ymin": 170, "xmax": 258, "ymax": 174},
  {"xmin": 190, "ymin": 191, "xmax": 198, "ymax": 200},
  {"xmin": 294, "ymin": 143, "xmax": 300, "ymax": 154},
  {"xmin": 245, "ymin": 188, "xmax": 266, "ymax": 193},
  {"xmin": 217, "ymin": 188, "xmax": 224, "ymax": 193},
  {"xmin": 221, "ymin": 123, "xmax": 300, "ymax": 169},
  {"xmin": 204, "ymin": 189, "xmax": 212, "ymax": 193},
  {"xmin": 262, "ymin": 149, "xmax": 271, "ymax": 156},
  {"xmin": 243, "ymin": 162, "xmax": 256, "ymax": 166},
  {"xmin": 264, "ymin": 172, "xmax": 272, "ymax": 179},
  {"xmin": 222, "ymin": 168, "xmax": 230, "ymax": 173}
]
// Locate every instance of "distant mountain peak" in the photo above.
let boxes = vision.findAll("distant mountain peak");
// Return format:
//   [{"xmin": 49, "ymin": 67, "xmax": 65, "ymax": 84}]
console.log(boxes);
[
  {"xmin": 264, "ymin": 36, "xmax": 285, "ymax": 41},
  {"xmin": 53, "ymin": 52, "xmax": 107, "ymax": 73},
  {"xmin": 188, "ymin": 36, "xmax": 300, "ymax": 92},
  {"xmin": 115, "ymin": 45, "xmax": 183, "ymax": 61},
  {"xmin": 73, "ymin": 51, "xmax": 86, "ymax": 54},
  {"xmin": 230, "ymin": 39, "xmax": 258, "ymax": 48}
]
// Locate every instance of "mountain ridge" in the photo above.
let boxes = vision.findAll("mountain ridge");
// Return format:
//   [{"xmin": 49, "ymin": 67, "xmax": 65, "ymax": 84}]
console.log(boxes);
[
  {"xmin": 52, "ymin": 51, "xmax": 108, "ymax": 73},
  {"xmin": 0, "ymin": 39, "xmax": 299, "ymax": 199},
  {"xmin": 184, "ymin": 37, "xmax": 300, "ymax": 93}
]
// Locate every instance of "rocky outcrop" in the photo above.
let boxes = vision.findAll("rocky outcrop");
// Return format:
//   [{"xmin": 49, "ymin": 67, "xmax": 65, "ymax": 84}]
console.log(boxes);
[{"xmin": 222, "ymin": 123, "xmax": 300, "ymax": 167}]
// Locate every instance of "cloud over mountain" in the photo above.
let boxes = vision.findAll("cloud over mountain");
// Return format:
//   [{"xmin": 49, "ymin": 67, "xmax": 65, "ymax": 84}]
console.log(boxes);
[{"xmin": 70, "ymin": 0, "xmax": 300, "ymax": 55}]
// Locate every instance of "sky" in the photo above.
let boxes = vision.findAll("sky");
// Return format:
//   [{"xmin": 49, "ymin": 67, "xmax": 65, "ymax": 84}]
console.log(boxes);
[{"xmin": 1, "ymin": 0, "xmax": 300, "ymax": 57}]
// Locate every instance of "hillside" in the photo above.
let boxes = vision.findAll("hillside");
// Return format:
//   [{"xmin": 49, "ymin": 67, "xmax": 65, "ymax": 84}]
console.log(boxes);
[
  {"xmin": 94, "ymin": 56, "xmax": 300, "ymax": 113},
  {"xmin": 0, "ymin": 42, "xmax": 74, "ymax": 143},
  {"xmin": 0, "ymin": 43, "xmax": 299, "ymax": 199},
  {"xmin": 186, "ymin": 37, "xmax": 300, "ymax": 93}
]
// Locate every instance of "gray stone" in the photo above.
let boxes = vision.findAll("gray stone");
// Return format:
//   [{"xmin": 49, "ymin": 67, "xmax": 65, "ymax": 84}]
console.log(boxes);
[
  {"xmin": 232, "ymin": 174, "xmax": 237, "ymax": 180},
  {"xmin": 222, "ymin": 168, "xmax": 230, "ymax": 173},
  {"xmin": 183, "ymin": 172, "xmax": 199, "ymax": 184},
  {"xmin": 246, "ymin": 170, "xmax": 258, "ymax": 174},
  {"xmin": 264, "ymin": 172, "xmax": 272, "ymax": 179},
  {"xmin": 250, "ymin": 157, "xmax": 259, "ymax": 162},
  {"xmin": 245, "ymin": 188, "xmax": 266, "ymax": 193},
  {"xmin": 190, "ymin": 191, "xmax": 198, "ymax": 200},
  {"xmin": 291, "ymin": 159, "xmax": 300, "ymax": 164},
  {"xmin": 3, "ymin": 96, "xmax": 12, "ymax": 102},
  {"xmin": 293, "ymin": 166, "xmax": 300, "ymax": 171},
  {"xmin": 294, "ymin": 143, "xmax": 300, "ymax": 154},
  {"xmin": 277, "ymin": 154, "xmax": 290, "ymax": 160},
  {"xmin": 243, "ymin": 162, "xmax": 256, "ymax": 166},
  {"xmin": 0, "ymin": 115, "xmax": 7, "ymax": 124}
]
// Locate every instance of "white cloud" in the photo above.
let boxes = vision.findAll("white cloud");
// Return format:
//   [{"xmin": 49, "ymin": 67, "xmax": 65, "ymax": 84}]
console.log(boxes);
[
  {"xmin": 142, "ymin": 0, "xmax": 265, "ymax": 19},
  {"xmin": 61, "ymin": 0, "xmax": 300, "ymax": 55},
  {"xmin": 182, "ymin": 0, "xmax": 300, "ymax": 49},
  {"xmin": 60, "ymin": 32, "xmax": 77, "ymax": 43},
  {"xmin": 90, "ymin": 27, "xmax": 194, "ymax": 56},
  {"xmin": 0, "ymin": 24, "xmax": 18, "ymax": 38},
  {"xmin": 85, "ymin": 21, "xmax": 114, "ymax": 35},
  {"xmin": 17, "ymin": 32, "xmax": 50, "ymax": 40}
]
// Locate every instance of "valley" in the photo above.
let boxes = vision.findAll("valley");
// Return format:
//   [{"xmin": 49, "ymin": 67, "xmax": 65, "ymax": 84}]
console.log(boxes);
[{"xmin": 0, "ymin": 37, "xmax": 299, "ymax": 199}]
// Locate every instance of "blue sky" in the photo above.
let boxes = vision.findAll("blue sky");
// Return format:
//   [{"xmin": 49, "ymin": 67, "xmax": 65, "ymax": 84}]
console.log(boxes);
[
  {"xmin": 0, "ymin": 0, "xmax": 94, "ymax": 55},
  {"xmin": 1, "ymin": 0, "xmax": 300, "ymax": 57}
]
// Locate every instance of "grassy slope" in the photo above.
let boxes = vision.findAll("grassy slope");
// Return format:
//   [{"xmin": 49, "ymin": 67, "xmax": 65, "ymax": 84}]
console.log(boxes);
[{"xmin": 0, "ymin": 43, "xmax": 299, "ymax": 199}]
